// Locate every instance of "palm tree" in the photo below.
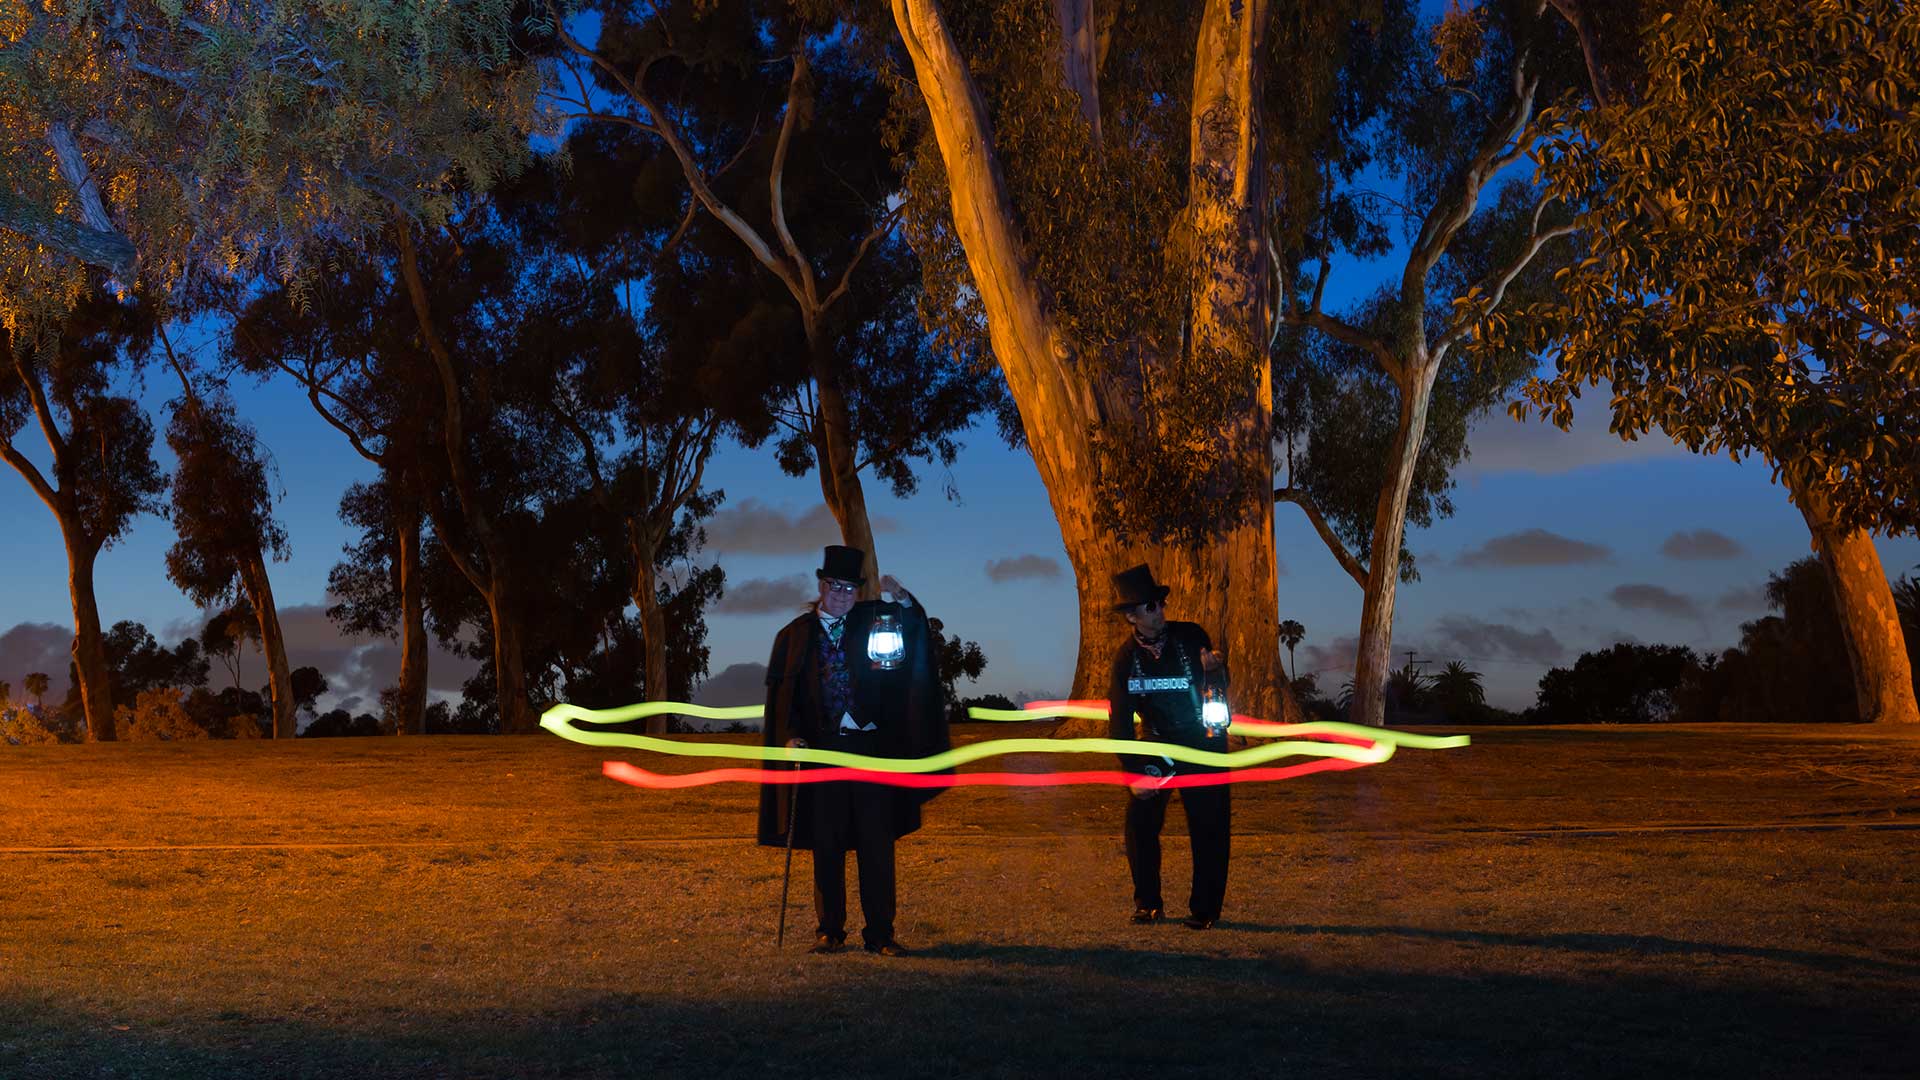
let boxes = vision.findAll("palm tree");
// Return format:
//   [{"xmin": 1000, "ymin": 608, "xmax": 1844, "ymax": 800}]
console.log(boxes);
[
  {"xmin": 1279, "ymin": 620, "xmax": 1306, "ymax": 680},
  {"xmin": 1431, "ymin": 660, "xmax": 1486, "ymax": 720},
  {"xmin": 24, "ymin": 672, "xmax": 50, "ymax": 711}
]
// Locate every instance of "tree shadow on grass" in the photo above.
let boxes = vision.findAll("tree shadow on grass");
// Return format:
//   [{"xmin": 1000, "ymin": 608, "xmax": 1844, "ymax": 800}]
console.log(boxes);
[{"xmin": 3, "ymin": 948, "xmax": 1915, "ymax": 1080}]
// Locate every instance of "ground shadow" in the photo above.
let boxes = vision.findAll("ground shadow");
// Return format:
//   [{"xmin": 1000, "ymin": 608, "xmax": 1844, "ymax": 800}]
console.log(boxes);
[{"xmin": 4, "ymin": 945, "xmax": 1913, "ymax": 1079}]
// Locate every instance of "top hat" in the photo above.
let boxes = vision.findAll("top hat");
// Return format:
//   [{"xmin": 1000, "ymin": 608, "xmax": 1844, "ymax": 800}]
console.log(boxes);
[
  {"xmin": 1110, "ymin": 563, "xmax": 1171, "ymax": 612},
  {"xmin": 816, "ymin": 544, "xmax": 867, "ymax": 585}
]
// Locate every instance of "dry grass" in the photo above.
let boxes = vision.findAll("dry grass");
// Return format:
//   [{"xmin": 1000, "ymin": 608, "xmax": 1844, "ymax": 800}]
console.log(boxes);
[{"xmin": 2, "ymin": 723, "xmax": 1917, "ymax": 1079}]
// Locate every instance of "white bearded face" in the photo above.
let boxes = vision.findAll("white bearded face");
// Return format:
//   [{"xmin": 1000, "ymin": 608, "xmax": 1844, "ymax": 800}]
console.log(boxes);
[{"xmin": 818, "ymin": 577, "xmax": 858, "ymax": 618}]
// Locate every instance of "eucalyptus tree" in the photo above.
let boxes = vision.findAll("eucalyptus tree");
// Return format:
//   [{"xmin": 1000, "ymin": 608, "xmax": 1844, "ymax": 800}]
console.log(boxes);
[
  {"xmin": 160, "ymin": 379, "xmax": 298, "ymax": 738},
  {"xmin": 544, "ymin": 1, "xmax": 1008, "ymax": 593},
  {"xmin": 1484, "ymin": 0, "xmax": 1920, "ymax": 723},
  {"xmin": 0, "ymin": 293, "xmax": 165, "ymax": 739},
  {"xmin": 879, "ymin": 0, "xmax": 1390, "ymax": 721},
  {"xmin": 1267, "ymin": 1, "xmax": 1584, "ymax": 725}
]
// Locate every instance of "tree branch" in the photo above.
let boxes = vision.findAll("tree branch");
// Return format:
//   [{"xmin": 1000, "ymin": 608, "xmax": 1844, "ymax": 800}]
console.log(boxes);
[
  {"xmin": 1433, "ymin": 204, "xmax": 1578, "ymax": 360},
  {"xmin": 820, "ymin": 203, "xmax": 904, "ymax": 312},
  {"xmin": 769, "ymin": 50, "xmax": 820, "ymax": 310},
  {"xmin": 1274, "ymin": 486, "xmax": 1368, "ymax": 589}
]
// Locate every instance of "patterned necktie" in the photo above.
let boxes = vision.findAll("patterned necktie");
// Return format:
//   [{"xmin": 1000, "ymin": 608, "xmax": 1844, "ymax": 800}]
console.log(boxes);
[{"xmin": 824, "ymin": 617, "xmax": 844, "ymax": 646}]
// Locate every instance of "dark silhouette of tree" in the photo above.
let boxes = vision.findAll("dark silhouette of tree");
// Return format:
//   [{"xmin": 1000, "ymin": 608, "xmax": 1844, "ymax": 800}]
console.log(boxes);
[
  {"xmin": 547, "ymin": 2, "xmax": 1009, "ymax": 595},
  {"xmin": 200, "ymin": 603, "xmax": 261, "ymax": 698},
  {"xmin": 1431, "ymin": 660, "xmax": 1486, "ymax": 721},
  {"xmin": 0, "ymin": 291, "xmax": 167, "ymax": 740},
  {"xmin": 100, "ymin": 620, "xmax": 209, "ymax": 707},
  {"xmin": 321, "ymin": 477, "xmax": 432, "ymax": 734},
  {"xmin": 1686, "ymin": 559, "xmax": 1879, "ymax": 725},
  {"xmin": 161, "ymin": 373, "xmax": 299, "ymax": 737},
  {"xmin": 24, "ymin": 672, "xmax": 50, "ymax": 711},
  {"xmin": 927, "ymin": 616, "xmax": 989, "ymax": 727},
  {"xmin": 1279, "ymin": 620, "xmax": 1305, "ymax": 681},
  {"xmin": 1533, "ymin": 643, "xmax": 1700, "ymax": 724}
]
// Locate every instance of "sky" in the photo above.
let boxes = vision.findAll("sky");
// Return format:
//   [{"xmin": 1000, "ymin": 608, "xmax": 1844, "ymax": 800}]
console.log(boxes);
[{"xmin": 5, "ymin": 1, "xmax": 1917, "ymax": 719}]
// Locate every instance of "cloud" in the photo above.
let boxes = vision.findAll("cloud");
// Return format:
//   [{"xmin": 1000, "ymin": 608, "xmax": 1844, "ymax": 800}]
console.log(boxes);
[
  {"xmin": 0, "ymin": 622, "xmax": 72, "ymax": 697},
  {"xmin": 984, "ymin": 555, "xmax": 1063, "ymax": 583},
  {"xmin": 1298, "ymin": 635, "xmax": 1362, "ymax": 677},
  {"xmin": 1456, "ymin": 529, "xmax": 1611, "ymax": 568},
  {"xmin": 1660, "ymin": 529, "xmax": 1747, "ymax": 561},
  {"xmin": 1464, "ymin": 394, "xmax": 1690, "ymax": 475},
  {"xmin": 713, "ymin": 575, "xmax": 814, "ymax": 616},
  {"xmin": 702, "ymin": 499, "xmax": 898, "ymax": 556},
  {"xmin": 1716, "ymin": 584, "xmax": 1769, "ymax": 613},
  {"xmin": 1609, "ymin": 584, "xmax": 1702, "ymax": 620},
  {"xmin": 1425, "ymin": 615, "xmax": 1567, "ymax": 665},
  {"xmin": 689, "ymin": 661, "xmax": 768, "ymax": 730}
]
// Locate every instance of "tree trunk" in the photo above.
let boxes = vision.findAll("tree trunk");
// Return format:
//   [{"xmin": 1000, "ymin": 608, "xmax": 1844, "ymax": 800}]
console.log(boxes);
[
  {"xmin": 62, "ymin": 534, "xmax": 116, "ymax": 741},
  {"xmin": 487, "ymin": 576, "xmax": 536, "ymax": 735},
  {"xmin": 891, "ymin": 0, "xmax": 1294, "ymax": 726},
  {"xmin": 1350, "ymin": 363, "xmax": 1438, "ymax": 727},
  {"xmin": 804, "ymin": 321, "xmax": 881, "ymax": 592},
  {"xmin": 240, "ymin": 551, "xmax": 296, "ymax": 738},
  {"xmin": 1795, "ymin": 488, "xmax": 1920, "ymax": 725},
  {"xmin": 394, "ymin": 493, "xmax": 429, "ymax": 736},
  {"xmin": 631, "ymin": 533, "xmax": 671, "ymax": 735}
]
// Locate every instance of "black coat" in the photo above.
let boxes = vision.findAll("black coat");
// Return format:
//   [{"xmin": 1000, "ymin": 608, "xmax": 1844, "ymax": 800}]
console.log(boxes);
[{"xmin": 755, "ymin": 599, "xmax": 950, "ymax": 848}]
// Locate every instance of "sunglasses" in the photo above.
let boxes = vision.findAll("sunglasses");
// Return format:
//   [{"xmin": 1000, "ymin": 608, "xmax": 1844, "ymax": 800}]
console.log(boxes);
[
  {"xmin": 822, "ymin": 580, "xmax": 858, "ymax": 595},
  {"xmin": 1135, "ymin": 600, "xmax": 1162, "ymax": 613}
]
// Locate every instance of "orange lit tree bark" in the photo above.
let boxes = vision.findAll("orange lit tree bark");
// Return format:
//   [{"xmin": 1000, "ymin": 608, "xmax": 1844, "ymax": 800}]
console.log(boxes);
[{"xmin": 889, "ymin": 0, "xmax": 1293, "ymax": 720}]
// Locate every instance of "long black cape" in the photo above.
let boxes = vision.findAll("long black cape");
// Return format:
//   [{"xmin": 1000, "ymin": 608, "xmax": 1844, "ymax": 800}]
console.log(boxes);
[{"xmin": 754, "ymin": 599, "xmax": 950, "ymax": 848}]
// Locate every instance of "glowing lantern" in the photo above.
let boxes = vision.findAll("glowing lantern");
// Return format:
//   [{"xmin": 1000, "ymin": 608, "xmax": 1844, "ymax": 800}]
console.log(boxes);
[
  {"xmin": 867, "ymin": 613, "xmax": 905, "ymax": 669},
  {"xmin": 1202, "ymin": 683, "xmax": 1230, "ymax": 735}
]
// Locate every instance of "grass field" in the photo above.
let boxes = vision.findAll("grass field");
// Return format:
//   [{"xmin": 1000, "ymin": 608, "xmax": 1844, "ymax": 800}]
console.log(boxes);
[{"xmin": 3, "ymin": 723, "xmax": 1917, "ymax": 1078}]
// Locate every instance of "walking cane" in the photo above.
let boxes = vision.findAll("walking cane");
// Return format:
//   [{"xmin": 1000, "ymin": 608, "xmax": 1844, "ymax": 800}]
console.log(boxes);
[{"xmin": 776, "ymin": 782, "xmax": 798, "ymax": 949}]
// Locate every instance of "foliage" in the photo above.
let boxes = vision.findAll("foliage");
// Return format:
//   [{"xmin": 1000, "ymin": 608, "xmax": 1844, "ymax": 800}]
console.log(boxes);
[
  {"xmin": 928, "ymin": 615, "xmax": 988, "ymax": 726},
  {"xmin": 1685, "ymin": 558, "xmax": 1882, "ymax": 724},
  {"xmin": 163, "ymin": 390, "xmax": 287, "ymax": 607},
  {"xmin": 1489, "ymin": 0, "xmax": 1920, "ymax": 533},
  {"xmin": 1430, "ymin": 659, "xmax": 1487, "ymax": 719},
  {"xmin": 303, "ymin": 708, "xmax": 381, "ymax": 738},
  {"xmin": 113, "ymin": 686, "xmax": 208, "ymax": 741},
  {"xmin": 0, "ymin": 704, "xmax": 63, "ymax": 745},
  {"xmin": 0, "ymin": 0, "xmax": 544, "ymax": 331},
  {"xmin": 1532, "ymin": 642, "xmax": 1701, "ymax": 724},
  {"xmin": 101, "ymin": 619, "xmax": 208, "ymax": 708}
]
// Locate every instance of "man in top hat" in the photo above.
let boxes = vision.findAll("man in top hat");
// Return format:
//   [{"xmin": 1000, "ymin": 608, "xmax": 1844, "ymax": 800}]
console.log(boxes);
[
  {"xmin": 1106, "ymin": 563, "xmax": 1232, "ymax": 930},
  {"xmin": 756, "ymin": 544, "xmax": 949, "ymax": 955}
]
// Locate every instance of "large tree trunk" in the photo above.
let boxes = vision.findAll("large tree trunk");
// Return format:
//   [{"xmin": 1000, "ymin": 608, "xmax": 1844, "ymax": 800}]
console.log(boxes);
[
  {"xmin": 630, "ymin": 532, "xmax": 671, "ymax": 736},
  {"xmin": 892, "ymin": 0, "xmax": 1292, "ymax": 725},
  {"xmin": 1795, "ymin": 488, "xmax": 1920, "ymax": 725},
  {"xmin": 393, "ymin": 492, "xmax": 429, "ymax": 736},
  {"xmin": 804, "ymin": 322, "xmax": 881, "ymax": 593},
  {"xmin": 62, "ymin": 534, "xmax": 116, "ymax": 741},
  {"xmin": 239, "ymin": 551, "xmax": 296, "ymax": 738},
  {"xmin": 486, "ymin": 576, "xmax": 536, "ymax": 735},
  {"xmin": 1350, "ymin": 364, "xmax": 1438, "ymax": 727}
]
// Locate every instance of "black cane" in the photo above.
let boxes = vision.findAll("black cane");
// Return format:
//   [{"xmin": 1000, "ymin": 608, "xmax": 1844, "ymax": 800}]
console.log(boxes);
[{"xmin": 776, "ymin": 774, "xmax": 799, "ymax": 949}]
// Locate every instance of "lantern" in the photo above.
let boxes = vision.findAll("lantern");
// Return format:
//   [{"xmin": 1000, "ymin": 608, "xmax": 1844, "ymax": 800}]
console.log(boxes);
[
  {"xmin": 867, "ymin": 613, "xmax": 905, "ymax": 669},
  {"xmin": 1201, "ymin": 683, "xmax": 1230, "ymax": 735}
]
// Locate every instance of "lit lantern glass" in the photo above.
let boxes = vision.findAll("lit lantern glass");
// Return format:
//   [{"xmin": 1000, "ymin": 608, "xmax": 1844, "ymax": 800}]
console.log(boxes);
[
  {"xmin": 1201, "ymin": 684, "xmax": 1230, "ymax": 734},
  {"xmin": 867, "ymin": 613, "xmax": 905, "ymax": 669}
]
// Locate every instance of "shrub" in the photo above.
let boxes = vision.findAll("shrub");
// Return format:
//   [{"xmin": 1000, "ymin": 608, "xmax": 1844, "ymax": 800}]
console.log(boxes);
[{"xmin": 113, "ymin": 688, "xmax": 210, "ymax": 741}]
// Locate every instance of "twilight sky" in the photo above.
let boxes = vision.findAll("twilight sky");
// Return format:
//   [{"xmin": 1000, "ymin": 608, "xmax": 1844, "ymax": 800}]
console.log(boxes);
[{"xmin": 4, "ymin": 348, "xmax": 1917, "ymax": 719}]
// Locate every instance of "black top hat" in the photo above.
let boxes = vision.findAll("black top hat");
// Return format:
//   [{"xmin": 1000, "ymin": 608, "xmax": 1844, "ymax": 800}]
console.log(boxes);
[
  {"xmin": 816, "ymin": 544, "xmax": 867, "ymax": 585},
  {"xmin": 1110, "ymin": 563, "xmax": 1171, "ymax": 612}
]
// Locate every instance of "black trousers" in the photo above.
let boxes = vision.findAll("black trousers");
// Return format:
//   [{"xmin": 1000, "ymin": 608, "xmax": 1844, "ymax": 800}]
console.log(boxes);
[
  {"xmin": 808, "ymin": 732, "xmax": 896, "ymax": 946},
  {"xmin": 1125, "ymin": 784, "xmax": 1231, "ymax": 919}
]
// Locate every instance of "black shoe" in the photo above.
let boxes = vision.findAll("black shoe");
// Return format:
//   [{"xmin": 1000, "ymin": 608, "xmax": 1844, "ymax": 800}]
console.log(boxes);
[
  {"xmin": 863, "ymin": 939, "xmax": 909, "ymax": 957},
  {"xmin": 807, "ymin": 935, "xmax": 845, "ymax": 954},
  {"xmin": 1183, "ymin": 916, "xmax": 1216, "ymax": 930},
  {"xmin": 1130, "ymin": 907, "xmax": 1164, "ymax": 925}
]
